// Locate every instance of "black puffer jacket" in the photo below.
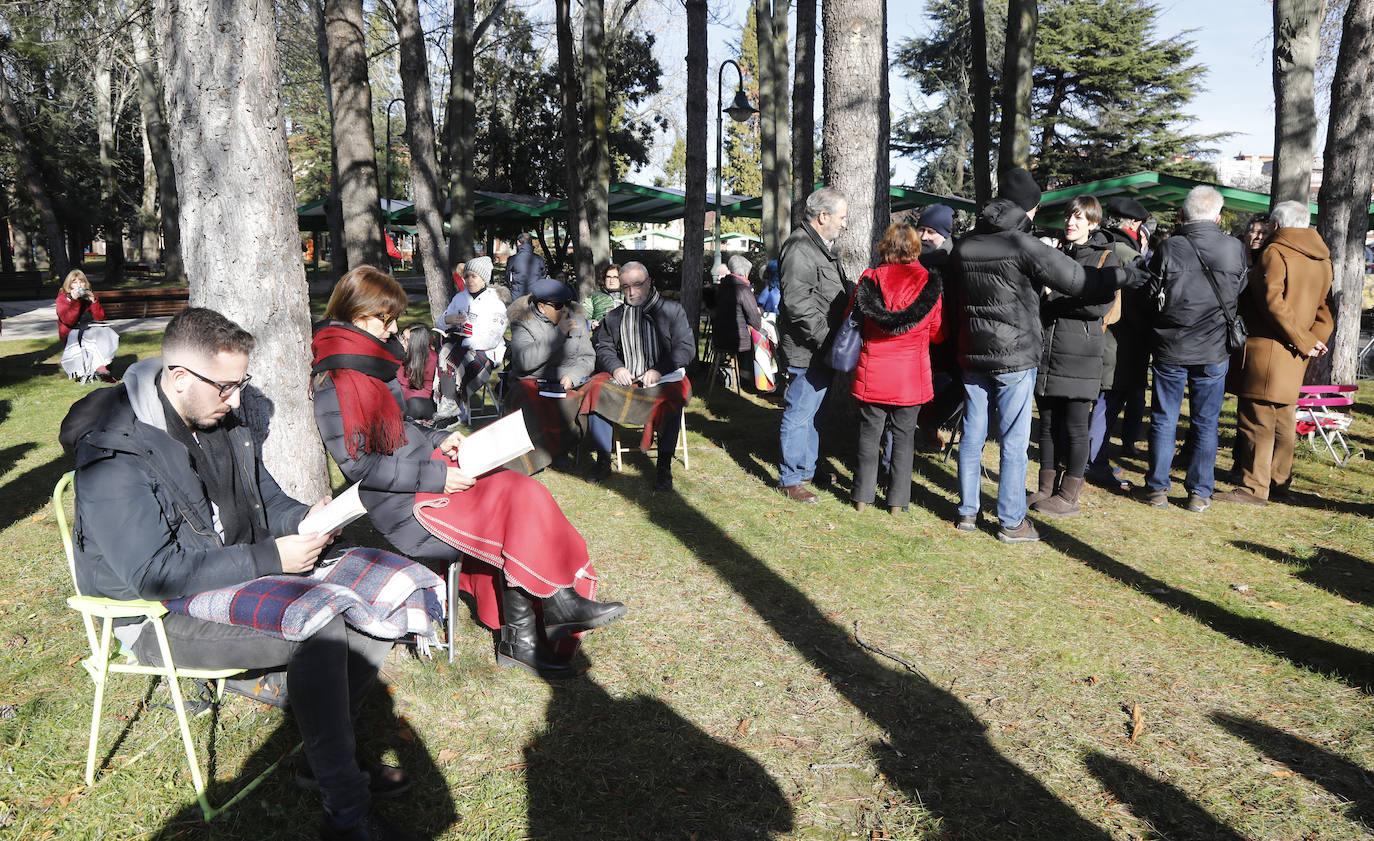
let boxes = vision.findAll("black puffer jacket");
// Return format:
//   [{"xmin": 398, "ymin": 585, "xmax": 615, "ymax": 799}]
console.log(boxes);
[
  {"xmin": 1147, "ymin": 220, "xmax": 1247, "ymax": 366},
  {"xmin": 66, "ymin": 358, "xmax": 306, "ymax": 601},
  {"xmin": 312, "ymin": 364, "xmax": 454, "ymax": 562},
  {"xmin": 952, "ymin": 199, "xmax": 1120, "ymax": 375},
  {"xmin": 1035, "ymin": 231, "xmax": 1118, "ymax": 400},
  {"xmin": 921, "ymin": 239, "xmax": 960, "ymax": 375}
]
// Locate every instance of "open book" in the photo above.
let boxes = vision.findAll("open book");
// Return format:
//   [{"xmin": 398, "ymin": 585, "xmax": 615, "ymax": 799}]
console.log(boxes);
[
  {"xmin": 641, "ymin": 367, "xmax": 686, "ymax": 385},
  {"xmin": 455, "ymin": 409, "xmax": 535, "ymax": 477},
  {"xmin": 298, "ymin": 482, "xmax": 367, "ymax": 535}
]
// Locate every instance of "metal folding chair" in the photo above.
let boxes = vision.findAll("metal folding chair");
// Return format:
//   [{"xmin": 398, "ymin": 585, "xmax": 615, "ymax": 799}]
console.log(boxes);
[{"xmin": 1296, "ymin": 385, "xmax": 1358, "ymax": 467}]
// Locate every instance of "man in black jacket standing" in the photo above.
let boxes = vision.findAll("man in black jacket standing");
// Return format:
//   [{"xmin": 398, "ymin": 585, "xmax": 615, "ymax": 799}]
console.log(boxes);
[
  {"xmin": 776, "ymin": 186, "xmax": 849, "ymax": 503},
  {"xmin": 506, "ymin": 232, "xmax": 546, "ymax": 300},
  {"xmin": 1141, "ymin": 185, "xmax": 1247, "ymax": 512},
  {"xmin": 65, "ymin": 308, "xmax": 419, "ymax": 841},
  {"xmin": 952, "ymin": 168, "xmax": 1130, "ymax": 542}
]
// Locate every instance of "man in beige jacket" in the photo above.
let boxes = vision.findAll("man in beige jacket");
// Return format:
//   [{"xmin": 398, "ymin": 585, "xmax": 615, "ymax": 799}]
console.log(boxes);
[{"xmin": 1216, "ymin": 201, "xmax": 1334, "ymax": 505}]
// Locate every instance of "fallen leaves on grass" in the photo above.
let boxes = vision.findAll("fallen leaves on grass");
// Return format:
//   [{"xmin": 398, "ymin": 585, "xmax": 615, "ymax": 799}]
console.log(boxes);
[
  {"xmin": 437, "ymin": 748, "xmax": 460, "ymax": 763},
  {"xmin": 1128, "ymin": 703, "xmax": 1145, "ymax": 744}
]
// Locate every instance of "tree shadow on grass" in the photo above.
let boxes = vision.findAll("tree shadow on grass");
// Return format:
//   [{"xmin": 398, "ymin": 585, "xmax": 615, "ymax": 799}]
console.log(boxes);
[
  {"xmin": 0, "ymin": 441, "xmax": 36, "ymax": 475},
  {"xmin": 525, "ymin": 676, "xmax": 793, "ymax": 841},
  {"xmin": 150, "ymin": 675, "xmax": 454, "ymax": 840},
  {"xmin": 0, "ymin": 453, "xmax": 67, "ymax": 532},
  {"xmin": 1230, "ymin": 540, "xmax": 1374, "ymax": 609},
  {"xmin": 0, "ymin": 398, "xmax": 11, "ymax": 425},
  {"xmin": 623, "ymin": 490, "xmax": 1115, "ymax": 839},
  {"xmin": 1030, "ymin": 520, "xmax": 1374, "ymax": 693},
  {"xmin": 1082, "ymin": 751, "xmax": 1248, "ymax": 841},
  {"xmin": 1210, "ymin": 712, "xmax": 1374, "ymax": 826},
  {"xmin": 0, "ymin": 340, "xmax": 63, "ymax": 386}
]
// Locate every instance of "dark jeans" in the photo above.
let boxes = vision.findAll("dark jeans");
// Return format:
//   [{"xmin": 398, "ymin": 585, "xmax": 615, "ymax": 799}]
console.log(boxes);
[
  {"xmin": 136, "ymin": 614, "xmax": 393, "ymax": 826},
  {"xmin": 855, "ymin": 402, "xmax": 919, "ymax": 508},
  {"xmin": 1145, "ymin": 360, "xmax": 1228, "ymax": 497},
  {"xmin": 1037, "ymin": 395, "xmax": 1093, "ymax": 478},
  {"xmin": 589, "ymin": 409, "xmax": 681, "ymax": 475}
]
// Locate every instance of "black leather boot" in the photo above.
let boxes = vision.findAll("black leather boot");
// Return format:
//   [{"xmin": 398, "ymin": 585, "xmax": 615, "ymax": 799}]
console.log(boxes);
[
  {"xmin": 541, "ymin": 587, "xmax": 628, "ymax": 641},
  {"xmin": 495, "ymin": 584, "xmax": 576, "ymax": 678}
]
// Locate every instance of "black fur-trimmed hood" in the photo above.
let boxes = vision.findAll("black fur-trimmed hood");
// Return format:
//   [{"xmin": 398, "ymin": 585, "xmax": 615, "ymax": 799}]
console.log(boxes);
[{"xmin": 854, "ymin": 265, "xmax": 942, "ymax": 337}]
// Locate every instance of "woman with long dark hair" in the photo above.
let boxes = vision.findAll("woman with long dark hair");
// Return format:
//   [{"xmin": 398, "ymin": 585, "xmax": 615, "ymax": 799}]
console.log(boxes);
[
  {"xmin": 310, "ymin": 266, "xmax": 626, "ymax": 678},
  {"xmin": 396, "ymin": 322, "xmax": 438, "ymax": 421}
]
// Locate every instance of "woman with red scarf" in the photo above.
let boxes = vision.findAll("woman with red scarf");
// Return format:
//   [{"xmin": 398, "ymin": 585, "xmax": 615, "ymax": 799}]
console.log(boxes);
[{"xmin": 311, "ymin": 266, "xmax": 625, "ymax": 678}]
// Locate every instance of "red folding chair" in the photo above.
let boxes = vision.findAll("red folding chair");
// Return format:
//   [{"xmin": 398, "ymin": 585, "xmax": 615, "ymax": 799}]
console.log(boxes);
[{"xmin": 1296, "ymin": 385, "xmax": 1358, "ymax": 466}]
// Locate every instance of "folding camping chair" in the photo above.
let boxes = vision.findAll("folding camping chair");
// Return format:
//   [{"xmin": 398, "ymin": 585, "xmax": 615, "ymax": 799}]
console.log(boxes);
[
  {"xmin": 54, "ymin": 472, "xmax": 298, "ymax": 821},
  {"xmin": 1296, "ymin": 385, "xmax": 1358, "ymax": 467},
  {"xmin": 612, "ymin": 407, "xmax": 690, "ymax": 472}
]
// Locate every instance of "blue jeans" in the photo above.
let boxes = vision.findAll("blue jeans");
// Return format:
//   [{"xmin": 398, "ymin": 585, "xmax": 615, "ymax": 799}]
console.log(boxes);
[
  {"xmin": 1145, "ymin": 361, "xmax": 1228, "ymax": 497},
  {"xmin": 958, "ymin": 368, "xmax": 1036, "ymax": 528},
  {"xmin": 1087, "ymin": 388, "xmax": 1130, "ymax": 474},
  {"xmin": 778, "ymin": 365, "xmax": 831, "ymax": 487}
]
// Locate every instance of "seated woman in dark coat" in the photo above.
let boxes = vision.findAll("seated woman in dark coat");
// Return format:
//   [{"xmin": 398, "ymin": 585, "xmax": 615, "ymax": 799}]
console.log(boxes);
[{"xmin": 310, "ymin": 266, "xmax": 626, "ymax": 678}]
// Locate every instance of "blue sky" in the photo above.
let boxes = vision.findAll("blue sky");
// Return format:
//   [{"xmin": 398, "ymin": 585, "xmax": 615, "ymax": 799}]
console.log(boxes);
[{"xmin": 688, "ymin": 0, "xmax": 1278, "ymax": 186}]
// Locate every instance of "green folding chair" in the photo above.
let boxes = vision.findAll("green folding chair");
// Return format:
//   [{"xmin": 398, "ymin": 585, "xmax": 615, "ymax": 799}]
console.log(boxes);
[{"xmin": 53, "ymin": 471, "xmax": 298, "ymax": 820}]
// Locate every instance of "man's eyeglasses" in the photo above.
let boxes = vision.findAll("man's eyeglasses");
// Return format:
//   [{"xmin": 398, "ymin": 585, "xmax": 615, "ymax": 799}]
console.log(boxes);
[
  {"xmin": 539, "ymin": 300, "xmax": 567, "ymax": 311},
  {"xmin": 170, "ymin": 365, "xmax": 252, "ymax": 399}
]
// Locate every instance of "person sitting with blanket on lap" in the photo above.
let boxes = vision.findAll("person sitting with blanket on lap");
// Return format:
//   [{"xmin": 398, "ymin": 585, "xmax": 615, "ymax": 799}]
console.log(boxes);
[{"xmin": 61, "ymin": 307, "xmax": 438, "ymax": 841}]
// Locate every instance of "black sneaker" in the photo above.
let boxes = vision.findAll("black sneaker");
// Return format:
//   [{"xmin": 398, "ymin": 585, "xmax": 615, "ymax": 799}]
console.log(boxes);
[
  {"xmin": 954, "ymin": 514, "xmax": 978, "ymax": 532},
  {"xmin": 997, "ymin": 518, "xmax": 1040, "ymax": 543},
  {"xmin": 319, "ymin": 810, "xmax": 419, "ymax": 841}
]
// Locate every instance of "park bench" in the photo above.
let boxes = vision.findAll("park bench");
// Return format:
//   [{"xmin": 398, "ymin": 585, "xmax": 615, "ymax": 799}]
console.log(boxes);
[
  {"xmin": 0, "ymin": 270, "xmax": 46, "ymax": 298},
  {"xmin": 98, "ymin": 287, "xmax": 190, "ymax": 319}
]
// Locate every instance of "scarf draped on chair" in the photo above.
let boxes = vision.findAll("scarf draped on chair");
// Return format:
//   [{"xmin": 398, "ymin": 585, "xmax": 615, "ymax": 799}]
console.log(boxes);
[
  {"xmin": 311, "ymin": 321, "xmax": 408, "ymax": 458},
  {"xmin": 618, "ymin": 288, "xmax": 663, "ymax": 378}
]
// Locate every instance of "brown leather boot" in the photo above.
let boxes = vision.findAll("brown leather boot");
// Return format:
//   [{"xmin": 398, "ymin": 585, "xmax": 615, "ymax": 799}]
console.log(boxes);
[
  {"xmin": 1026, "ymin": 468, "xmax": 1058, "ymax": 507},
  {"xmin": 1034, "ymin": 474, "xmax": 1084, "ymax": 516}
]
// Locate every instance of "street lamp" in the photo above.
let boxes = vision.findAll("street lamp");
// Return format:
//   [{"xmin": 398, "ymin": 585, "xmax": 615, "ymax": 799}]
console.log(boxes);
[
  {"xmin": 384, "ymin": 97, "xmax": 404, "ymax": 270},
  {"xmin": 714, "ymin": 60, "xmax": 757, "ymax": 274}
]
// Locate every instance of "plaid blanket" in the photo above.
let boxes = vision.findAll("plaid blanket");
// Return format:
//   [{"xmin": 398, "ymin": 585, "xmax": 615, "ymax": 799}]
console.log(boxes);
[
  {"xmin": 504, "ymin": 377, "xmax": 589, "ymax": 475},
  {"xmin": 163, "ymin": 547, "xmax": 445, "ymax": 644},
  {"xmin": 578, "ymin": 372, "xmax": 692, "ymax": 451}
]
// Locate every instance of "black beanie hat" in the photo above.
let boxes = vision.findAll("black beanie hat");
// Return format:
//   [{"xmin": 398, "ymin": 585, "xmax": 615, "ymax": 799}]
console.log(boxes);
[
  {"xmin": 916, "ymin": 204, "xmax": 955, "ymax": 241},
  {"xmin": 997, "ymin": 167, "xmax": 1042, "ymax": 212}
]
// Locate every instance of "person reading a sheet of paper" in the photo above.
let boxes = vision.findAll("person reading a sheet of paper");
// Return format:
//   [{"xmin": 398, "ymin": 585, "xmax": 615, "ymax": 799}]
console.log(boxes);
[
  {"xmin": 587, "ymin": 261, "xmax": 695, "ymax": 492},
  {"xmin": 61, "ymin": 307, "xmax": 432, "ymax": 841},
  {"xmin": 311, "ymin": 266, "xmax": 627, "ymax": 679}
]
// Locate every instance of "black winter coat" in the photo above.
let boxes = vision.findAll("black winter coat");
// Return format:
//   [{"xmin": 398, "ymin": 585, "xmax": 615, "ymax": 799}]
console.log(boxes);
[
  {"xmin": 312, "ymin": 367, "xmax": 455, "ymax": 562},
  {"xmin": 712, "ymin": 274, "xmax": 763, "ymax": 353},
  {"xmin": 952, "ymin": 199, "xmax": 1120, "ymax": 376},
  {"xmin": 1146, "ymin": 221, "xmax": 1247, "ymax": 366},
  {"xmin": 593, "ymin": 295, "xmax": 696, "ymax": 375},
  {"xmin": 1097, "ymin": 228, "xmax": 1151, "ymax": 391},
  {"xmin": 505, "ymin": 243, "xmax": 546, "ymax": 301},
  {"xmin": 66, "ymin": 358, "xmax": 306, "ymax": 601},
  {"xmin": 1035, "ymin": 231, "xmax": 1118, "ymax": 400}
]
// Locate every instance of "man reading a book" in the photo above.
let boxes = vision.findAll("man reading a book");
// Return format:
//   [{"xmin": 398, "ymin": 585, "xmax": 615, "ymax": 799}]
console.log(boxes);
[
  {"xmin": 588, "ymin": 261, "xmax": 695, "ymax": 491},
  {"xmin": 61, "ymin": 308, "xmax": 425, "ymax": 841}
]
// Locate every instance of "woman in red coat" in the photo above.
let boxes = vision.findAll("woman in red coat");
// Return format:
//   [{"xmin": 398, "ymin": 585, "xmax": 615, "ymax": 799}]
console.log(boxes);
[
  {"xmin": 56, "ymin": 269, "xmax": 119, "ymax": 381},
  {"xmin": 850, "ymin": 223, "xmax": 944, "ymax": 513}
]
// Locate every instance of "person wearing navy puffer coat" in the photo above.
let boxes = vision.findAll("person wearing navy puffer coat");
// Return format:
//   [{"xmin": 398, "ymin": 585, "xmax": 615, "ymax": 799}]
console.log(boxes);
[{"xmin": 850, "ymin": 223, "xmax": 944, "ymax": 514}]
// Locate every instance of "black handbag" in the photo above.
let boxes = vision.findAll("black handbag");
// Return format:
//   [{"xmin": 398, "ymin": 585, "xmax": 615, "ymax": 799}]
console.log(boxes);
[{"xmin": 1181, "ymin": 234, "xmax": 1247, "ymax": 353}]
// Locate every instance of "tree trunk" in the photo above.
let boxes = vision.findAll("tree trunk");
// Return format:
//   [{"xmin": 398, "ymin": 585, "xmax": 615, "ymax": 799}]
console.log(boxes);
[
  {"xmin": 132, "ymin": 15, "xmax": 184, "ymax": 283},
  {"xmin": 12, "ymin": 219, "xmax": 34, "ymax": 272},
  {"xmin": 325, "ymin": 0, "xmax": 385, "ymax": 269},
  {"xmin": 1270, "ymin": 0, "xmax": 1325, "ymax": 205},
  {"xmin": 94, "ymin": 55, "xmax": 125, "ymax": 284},
  {"xmin": 395, "ymin": 0, "xmax": 452, "ymax": 323},
  {"xmin": 757, "ymin": 1, "xmax": 778, "ymax": 260},
  {"xmin": 0, "ymin": 185, "xmax": 13, "ymax": 275},
  {"xmin": 313, "ymin": 0, "xmax": 347, "ymax": 277},
  {"xmin": 156, "ymin": 0, "xmax": 328, "ymax": 500},
  {"xmin": 999, "ymin": 0, "xmax": 1037, "ymax": 171},
  {"xmin": 1314, "ymin": 0, "xmax": 1373, "ymax": 383},
  {"xmin": 821, "ymin": 0, "xmax": 889, "ymax": 280},
  {"xmin": 581, "ymin": 0, "xmax": 611, "ymax": 298},
  {"xmin": 683, "ymin": 0, "xmax": 708, "ymax": 333},
  {"xmin": 791, "ymin": 0, "xmax": 816, "ymax": 229},
  {"xmin": 555, "ymin": 0, "xmax": 592, "ymax": 286},
  {"xmin": 138, "ymin": 117, "xmax": 160, "ymax": 263},
  {"xmin": 970, "ymin": 0, "xmax": 993, "ymax": 204},
  {"xmin": 446, "ymin": 0, "xmax": 476, "ymax": 267},
  {"xmin": 770, "ymin": 0, "xmax": 790, "ymax": 254},
  {"xmin": 0, "ymin": 67, "xmax": 69, "ymax": 279}
]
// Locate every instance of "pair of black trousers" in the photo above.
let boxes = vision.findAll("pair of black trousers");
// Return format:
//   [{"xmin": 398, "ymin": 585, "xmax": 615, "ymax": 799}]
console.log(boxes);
[
  {"xmin": 135, "ymin": 613, "xmax": 393, "ymax": 827},
  {"xmin": 1037, "ymin": 395, "xmax": 1093, "ymax": 477},
  {"xmin": 855, "ymin": 401, "xmax": 920, "ymax": 508}
]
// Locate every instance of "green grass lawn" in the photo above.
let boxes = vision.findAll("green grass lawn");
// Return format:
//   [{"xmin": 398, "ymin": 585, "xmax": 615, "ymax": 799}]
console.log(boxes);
[{"xmin": 3, "ymin": 329, "xmax": 1374, "ymax": 840}]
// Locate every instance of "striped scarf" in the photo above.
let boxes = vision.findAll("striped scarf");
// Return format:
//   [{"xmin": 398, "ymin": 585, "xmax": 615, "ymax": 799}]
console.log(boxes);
[{"xmin": 619, "ymin": 288, "xmax": 662, "ymax": 378}]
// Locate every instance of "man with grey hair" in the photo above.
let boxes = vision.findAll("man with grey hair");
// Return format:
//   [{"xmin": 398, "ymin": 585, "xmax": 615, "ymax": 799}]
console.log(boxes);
[
  {"xmin": 712, "ymin": 254, "xmax": 764, "ymax": 389},
  {"xmin": 1141, "ymin": 185, "xmax": 1248, "ymax": 512},
  {"xmin": 777, "ymin": 186, "xmax": 849, "ymax": 503},
  {"xmin": 1216, "ymin": 200, "xmax": 1332, "ymax": 505}
]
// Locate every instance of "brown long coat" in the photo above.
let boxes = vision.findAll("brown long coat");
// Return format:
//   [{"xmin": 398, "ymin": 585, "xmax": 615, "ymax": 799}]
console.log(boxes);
[{"xmin": 1231, "ymin": 227, "xmax": 1334, "ymax": 403}]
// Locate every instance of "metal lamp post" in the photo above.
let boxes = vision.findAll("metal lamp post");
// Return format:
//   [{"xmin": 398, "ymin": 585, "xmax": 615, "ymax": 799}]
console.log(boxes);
[
  {"xmin": 384, "ymin": 97, "xmax": 404, "ymax": 270},
  {"xmin": 714, "ymin": 60, "xmax": 757, "ymax": 274}
]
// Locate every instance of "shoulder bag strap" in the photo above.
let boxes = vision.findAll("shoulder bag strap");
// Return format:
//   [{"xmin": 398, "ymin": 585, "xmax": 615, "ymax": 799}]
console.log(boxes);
[{"xmin": 1179, "ymin": 234, "xmax": 1237, "ymax": 327}]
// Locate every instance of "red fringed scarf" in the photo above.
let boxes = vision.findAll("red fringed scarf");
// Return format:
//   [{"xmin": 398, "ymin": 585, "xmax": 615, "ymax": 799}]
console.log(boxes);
[{"xmin": 311, "ymin": 322, "xmax": 408, "ymax": 457}]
